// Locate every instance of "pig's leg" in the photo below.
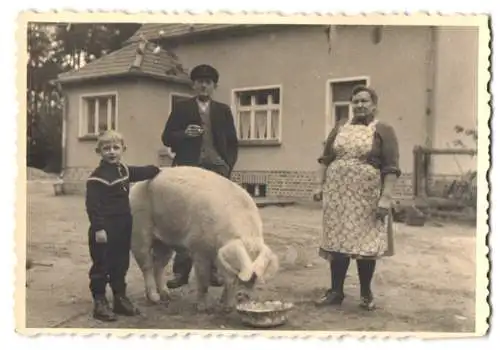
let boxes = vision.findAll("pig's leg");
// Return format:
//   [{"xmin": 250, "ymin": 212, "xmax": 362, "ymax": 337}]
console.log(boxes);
[
  {"xmin": 151, "ymin": 238, "xmax": 173, "ymax": 302},
  {"xmin": 219, "ymin": 281, "xmax": 237, "ymax": 313},
  {"xmin": 215, "ymin": 258, "xmax": 235, "ymax": 312},
  {"xmin": 192, "ymin": 253, "xmax": 212, "ymax": 312},
  {"xmin": 129, "ymin": 181, "xmax": 163, "ymax": 304},
  {"xmin": 131, "ymin": 221, "xmax": 160, "ymax": 304},
  {"xmin": 132, "ymin": 238, "xmax": 159, "ymax": 304},
  {"xmin": 219, "ymin": 285, "xmax": 228, "ymax": 306}
]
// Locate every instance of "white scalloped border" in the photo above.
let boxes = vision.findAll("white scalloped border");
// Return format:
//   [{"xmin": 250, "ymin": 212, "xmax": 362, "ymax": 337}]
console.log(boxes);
[{"xmin": 13, "ymin": 10, "xmax": 491, "ymax": 340}]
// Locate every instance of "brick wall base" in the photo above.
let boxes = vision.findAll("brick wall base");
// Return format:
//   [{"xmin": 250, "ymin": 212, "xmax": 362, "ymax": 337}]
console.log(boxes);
[
  {"xmin": 61, "ymin": 166, "xmax": 424, "ymax": 200},
  {"xmin": 60, "ymin": 148, "xmax": 474, "ymax": 200},
  {"xmin": 232, "ymin": 171, "xmax": 416, "ymax": 200}
]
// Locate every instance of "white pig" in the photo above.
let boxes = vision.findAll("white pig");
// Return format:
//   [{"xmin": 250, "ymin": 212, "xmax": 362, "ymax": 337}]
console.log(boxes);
[{"xmin": 129, "ymin": 166, "xmax": 279, "ymax": 312}]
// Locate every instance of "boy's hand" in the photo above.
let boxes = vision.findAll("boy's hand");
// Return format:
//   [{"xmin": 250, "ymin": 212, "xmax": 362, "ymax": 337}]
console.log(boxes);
[{"xmin": 95, "ymin": 230, "xmax": 107, "ymax": 243}]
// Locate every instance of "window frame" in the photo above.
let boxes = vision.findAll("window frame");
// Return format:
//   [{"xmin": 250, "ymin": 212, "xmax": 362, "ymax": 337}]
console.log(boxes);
[
  {"xmin": 332, "ymin": 101, "xmax": 354, "ymax": 126},
  {"xmin": 325, "ymin": 76, "xmax": 370, "ymax": 138},
  {"xmin": 78, "ymin": 91, "xmax": 119, "ymax": 140},
  {"xmin": 163, "ymin": 92, "xmax": 194, "ymax": 157},
  {"xmin": 169, "ymin": 92, "xmax": 194, "ymax": 115},
  {"xmin": 231, "ymin": 84, "xmax": 283, "ymax": 147}
]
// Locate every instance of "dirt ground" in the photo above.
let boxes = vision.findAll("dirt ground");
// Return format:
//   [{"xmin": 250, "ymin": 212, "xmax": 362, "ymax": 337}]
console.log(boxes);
[{"xmin": 25, "ymin": 180, "xmax": 477, "ymax": 333}]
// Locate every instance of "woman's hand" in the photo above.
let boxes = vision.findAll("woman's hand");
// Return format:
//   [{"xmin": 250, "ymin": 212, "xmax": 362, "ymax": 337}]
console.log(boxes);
[
  {"xmin": 313, "ymin": 186, "xmax": 323, "ymax": 202},
  {"xmin": 375, "ymin": 195, "xmax": 392, "ymax": 221}
]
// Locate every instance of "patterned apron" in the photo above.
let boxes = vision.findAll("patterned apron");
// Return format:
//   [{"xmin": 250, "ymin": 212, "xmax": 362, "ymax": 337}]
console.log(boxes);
[{"xmin": 319, "ymin": 119, "xmax": 395, "ymax": 260}]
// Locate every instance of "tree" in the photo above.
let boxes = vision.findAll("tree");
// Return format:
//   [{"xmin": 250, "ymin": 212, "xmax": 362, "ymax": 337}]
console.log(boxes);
[
  {"xmin": 53, "ymin": 23, "xmax": 141, "ymax": 71},
  {"xmin": 27, "ymin": 23, "xmax": 62, "ymax": 171},
  {"xmin": 26, "ymin": 22, "xmax": 141, "ymax": 173},
  {"xmin": 448, "ymin": 124, "xmax": 478, "ymax": 209},
  {"xmin": 453, "ymin": 125, "xmax": 478, "ymax": 149}
]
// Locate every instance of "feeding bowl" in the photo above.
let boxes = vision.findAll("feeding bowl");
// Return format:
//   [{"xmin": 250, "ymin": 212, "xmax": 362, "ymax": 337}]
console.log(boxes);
[
  {"xmin": 53, "ymin": 182, "xmax": 65, "ymax": 196},
  {"xmin": 236, "ymin": 300, "xmax": 294, "ymax": 328}
]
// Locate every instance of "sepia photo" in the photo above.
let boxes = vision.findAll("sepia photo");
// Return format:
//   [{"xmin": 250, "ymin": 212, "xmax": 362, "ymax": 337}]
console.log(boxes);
[{"xmin": 16, "ymin": 11, "xmax": 490, "ymax": 338}]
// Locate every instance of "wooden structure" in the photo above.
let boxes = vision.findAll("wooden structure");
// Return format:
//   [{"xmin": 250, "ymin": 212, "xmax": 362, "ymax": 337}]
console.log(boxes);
[{"xmin": 412, "ymin": 145, "xmax": 477, "ymax": 208}]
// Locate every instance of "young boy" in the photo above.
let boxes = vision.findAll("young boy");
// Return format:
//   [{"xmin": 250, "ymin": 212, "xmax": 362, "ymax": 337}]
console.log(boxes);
[{"xmin": 85, "ymin": 130, "xmax": 161, "ymax": 322}]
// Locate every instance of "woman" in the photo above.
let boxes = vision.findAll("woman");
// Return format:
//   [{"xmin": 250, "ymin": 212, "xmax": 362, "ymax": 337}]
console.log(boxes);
[{"xmin": 313, "ymin": 85, "xmax": 401, "ymax": 311}]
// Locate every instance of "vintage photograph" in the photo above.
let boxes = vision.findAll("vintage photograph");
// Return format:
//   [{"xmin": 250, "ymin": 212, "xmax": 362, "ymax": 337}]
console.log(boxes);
[{"xmin": 19, "ymin": 12, "xmax": 490, "ymax": 336}]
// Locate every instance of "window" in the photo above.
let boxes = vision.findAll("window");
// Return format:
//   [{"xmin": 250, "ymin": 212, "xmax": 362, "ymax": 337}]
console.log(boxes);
[
  {"xmin": 164, "ymin": 92, "xmax": 193, "ymax": 157},
  {"xmin": 330, "ymin": 78, "xmax": 368, "ymax": 127},
  {"xmin": 79, "ymin": 93, "xmax": 117, "ymax": 138},
  {"xmin": 233, "ymin": 86, "xmax": 282, "ymax": 145},
  {"xmin": 169, "ymin": 92, "xmax": 193, "ymax": 114},
  {"xmin": 333, "ymin": 102, "xmax": 351, "ymax": 127}
]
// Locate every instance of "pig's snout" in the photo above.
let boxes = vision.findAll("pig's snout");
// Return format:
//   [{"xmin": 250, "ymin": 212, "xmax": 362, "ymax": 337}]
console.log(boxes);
[{"xmin": 236, "ymin": 291, "xmax": 251, "ymax": 304}]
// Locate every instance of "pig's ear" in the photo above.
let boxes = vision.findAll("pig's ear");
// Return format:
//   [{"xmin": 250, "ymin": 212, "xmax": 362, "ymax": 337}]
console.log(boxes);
[
  {"xmin": 251, "ymin": 244, "xmax": 279, "ymax": 283},
  {"xmin": 217, "ymin": 239, "xmax": 254, "ymax": 282}
]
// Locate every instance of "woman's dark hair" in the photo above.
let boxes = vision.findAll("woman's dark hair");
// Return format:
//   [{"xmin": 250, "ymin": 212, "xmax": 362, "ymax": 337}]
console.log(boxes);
[{"xmin": 351, "ymin": 85, "xmax": 378, "ymax": 105}]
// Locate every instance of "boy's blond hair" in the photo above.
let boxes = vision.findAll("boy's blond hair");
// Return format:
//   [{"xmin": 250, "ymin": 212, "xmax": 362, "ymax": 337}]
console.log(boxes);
[{"xmin": 95, "ymin": 130, "xmax": 126, "ymax": 152}]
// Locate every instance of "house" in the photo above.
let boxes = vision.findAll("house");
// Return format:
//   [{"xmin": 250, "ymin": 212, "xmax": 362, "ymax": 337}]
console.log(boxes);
[{"xmin": 56, "ymin": 23, "xmax": 479, "ymax": 200}]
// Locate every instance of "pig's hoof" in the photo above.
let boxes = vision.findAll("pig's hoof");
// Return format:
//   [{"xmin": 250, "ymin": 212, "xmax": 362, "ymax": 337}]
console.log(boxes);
[
  {"xmin": 214, "ymin": 301, "xmax": 233, "ymax": 314},
  {"xmin": 159, "ymin": 290, "xmax": 171, "ymax": 303},
  {"xmin": 146, "ymin": 291, "xmax": 161, "ymax": 304}
]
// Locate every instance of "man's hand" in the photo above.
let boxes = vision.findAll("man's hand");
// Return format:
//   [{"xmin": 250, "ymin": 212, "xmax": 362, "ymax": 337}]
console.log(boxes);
[
  {"xmin": 95, "ymin": 229, "xmax": 107, "ymax": 244},
  {"xmin": 185, "ymin": 124, "xmax": 204, "ymax": 138}
]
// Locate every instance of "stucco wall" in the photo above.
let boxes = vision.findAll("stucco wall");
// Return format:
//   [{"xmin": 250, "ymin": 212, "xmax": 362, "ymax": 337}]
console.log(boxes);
[
  {"xmin": 167, "ymin": 25, "xmax": 432, "ymax": 174},
  {"xmin": 61, "ymin": 25, "xmax": 479, "ymax": 199},
  {"xmin": 63, "ymin": 78, "xmax": 192, "ymax": 169},
  {"xmin": 432, "ymin": 26, "xmax": 479, "ymax": 175}
]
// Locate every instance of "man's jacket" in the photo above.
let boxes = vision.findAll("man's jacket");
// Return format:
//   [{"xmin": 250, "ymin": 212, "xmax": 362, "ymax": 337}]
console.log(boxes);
[{"xmin": 161, "ymin": 97, "xmax": 239, "ymax": 174}]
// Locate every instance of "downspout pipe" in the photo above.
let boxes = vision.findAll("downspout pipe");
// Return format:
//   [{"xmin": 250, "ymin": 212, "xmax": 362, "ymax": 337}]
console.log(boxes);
[
  {"xmin": 424, "ymin": 26, "xmax": 438, "ymax": 175},
  {"xmin": 57, "ymin": 82, "xmax": 67, "ymax": 182}
]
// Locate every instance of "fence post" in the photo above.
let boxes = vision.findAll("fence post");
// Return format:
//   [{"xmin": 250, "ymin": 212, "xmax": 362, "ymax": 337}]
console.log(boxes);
[{"xmin": 412, "ymin": 146, "xmax": 421, "ymax": 197}]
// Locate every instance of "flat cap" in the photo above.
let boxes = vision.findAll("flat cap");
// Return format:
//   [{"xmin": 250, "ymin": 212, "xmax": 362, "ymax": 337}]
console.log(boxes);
[{"xmin": 190, "ymin": 64, "xmax": 219, "ymax": 84}]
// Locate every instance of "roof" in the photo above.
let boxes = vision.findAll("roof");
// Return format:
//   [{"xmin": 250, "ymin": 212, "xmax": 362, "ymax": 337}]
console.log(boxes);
[
  {"xmin": 125, "ymin": 23, "xmax": 257, "ymax": 43},
  {"xmin": 56, "ymin": 40, "xmax": 191, "ymax": 85}
]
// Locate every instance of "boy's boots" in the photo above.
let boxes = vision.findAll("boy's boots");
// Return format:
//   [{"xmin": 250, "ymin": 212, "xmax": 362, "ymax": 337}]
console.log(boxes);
[{"xmin": 93, "ymin": 295, "xmax": 117, "ymax": 322}]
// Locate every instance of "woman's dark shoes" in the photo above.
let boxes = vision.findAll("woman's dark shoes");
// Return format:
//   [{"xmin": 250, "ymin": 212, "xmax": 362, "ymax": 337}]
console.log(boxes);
[
  {"xmin": 314, "ymin": 289, "xmax": 345, "ymax": 306},
  {"xmin": 359, "ymin": 293, "xmax": 376, "ymax": 311},
  {"xmin": 167, "ymin": 273, "xmax": 223, "ymax": 288},
  {"xmin": 167, "ymin": 274, "xmax": 189, "ymax": 289}
]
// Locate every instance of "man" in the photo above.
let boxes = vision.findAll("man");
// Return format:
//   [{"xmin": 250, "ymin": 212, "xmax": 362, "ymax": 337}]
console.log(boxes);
[{"xmin": 161, "ymin": 64, "xmax": 239, "ymax": 289}]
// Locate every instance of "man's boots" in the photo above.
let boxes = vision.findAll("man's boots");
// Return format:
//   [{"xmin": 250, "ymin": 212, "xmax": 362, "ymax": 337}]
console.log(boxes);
[
  {"xmin": 93, "ymin": 295, "xmax": 117, "ymax": 322},
  {"xmin": 167, "ymin": 273, "xmax": 189, "ymax": 289},
  {"xmin": 113, "ymin": 294, "xmax": 140, "ymax": 316},
  {"xmin": 210, "ymin": 267, "xmax": 224, "ymax": 287},
  {"xmin": 167, "ymin": 270, "xmax": 223, "ymax": 289}
]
